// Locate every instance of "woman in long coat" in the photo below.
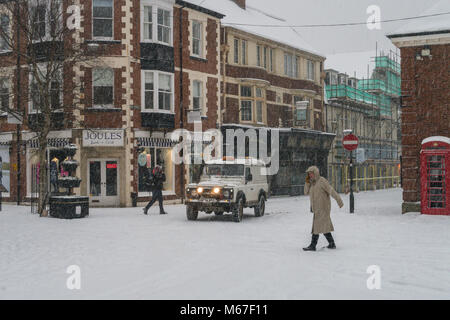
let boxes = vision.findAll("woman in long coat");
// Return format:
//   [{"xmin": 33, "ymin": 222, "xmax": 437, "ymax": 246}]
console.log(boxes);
[{"xmin": 303, "ymin": 166, "xmax": 343, "ymax": 251}]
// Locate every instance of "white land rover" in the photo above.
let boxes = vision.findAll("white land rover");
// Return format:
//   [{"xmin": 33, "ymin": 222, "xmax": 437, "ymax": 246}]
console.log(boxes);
[{"xmin": 185, "ymin": 158, "xmax": 269, "ymax": 222}]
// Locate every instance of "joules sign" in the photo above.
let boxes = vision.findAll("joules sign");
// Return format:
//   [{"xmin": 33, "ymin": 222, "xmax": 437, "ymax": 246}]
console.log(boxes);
[{"xmin": 83, "ymin": 130, "xmax": 124, "ymax": 147}]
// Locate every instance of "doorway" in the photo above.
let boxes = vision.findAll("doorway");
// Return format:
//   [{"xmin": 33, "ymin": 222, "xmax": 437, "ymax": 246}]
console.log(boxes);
[{"xmin": 88, "ymin": 159, "xmax": 120, "ymax": 207}]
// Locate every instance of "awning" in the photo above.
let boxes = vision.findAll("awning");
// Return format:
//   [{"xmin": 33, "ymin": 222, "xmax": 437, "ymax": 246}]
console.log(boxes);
[
  {"xmin": 137, "ymin": 137, "xmax": 177, "ymax": 148},
  {"xmin": 0, "ymin": 133, "xmax": 13, "ymax": 146},
  {"xmin": 27, "ymin": 138, "xmax": 71, "ymax": 149}
]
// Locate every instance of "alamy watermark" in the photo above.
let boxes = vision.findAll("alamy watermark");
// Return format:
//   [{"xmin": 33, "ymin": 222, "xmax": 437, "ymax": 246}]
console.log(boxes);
[
  {"xmin": 367, "ymin": 5, "xmax": 382, "ymax": 30},
  {"xmin": 66, "ymin": 265, "xmax": 81, "ymax": 290},
  {"xmin": 366, "ymin": 265, "xmax": 381, "ymax": 290},
  {"xmin": 165, "ymin": 121, "xmax": 280, "ymax": 175}
]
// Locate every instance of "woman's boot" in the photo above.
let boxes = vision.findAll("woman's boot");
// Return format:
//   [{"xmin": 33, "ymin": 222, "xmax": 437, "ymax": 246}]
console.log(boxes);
[
  {"xmin": 324, "ymin": 233, "xmax": 336, "ymax": 249},
  {"xmin": 303, "ymin": 234, "xmax": 319, "ymax": 251}
]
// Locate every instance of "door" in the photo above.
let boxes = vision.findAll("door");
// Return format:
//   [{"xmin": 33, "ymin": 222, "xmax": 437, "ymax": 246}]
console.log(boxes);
[
  {"xmin": 422, "ymin": 153, "xmax": 447, "ymax": 214},
  {"xmin": 88, "ymin": 159, "xmax": 119, "ymax": 207}
]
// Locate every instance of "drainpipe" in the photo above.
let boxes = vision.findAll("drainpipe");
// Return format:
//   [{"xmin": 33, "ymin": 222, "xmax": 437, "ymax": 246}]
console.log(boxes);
[
  {"xmin": 16, "ymin": 0, "xmax": 21, "ymax": 205},
  {"xmin": 179, "ymin": 4, "xmax": 185, "ymax": 203}
]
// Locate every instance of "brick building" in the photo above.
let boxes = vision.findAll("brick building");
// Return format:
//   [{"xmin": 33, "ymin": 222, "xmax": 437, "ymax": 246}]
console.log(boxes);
[
  {"xmin": 0, "ymin": 0, "xmax": 223, "ymax": 207},
  {"xmin": 387, "ymin": 0, "xmax": 450, "ymax": 213}
]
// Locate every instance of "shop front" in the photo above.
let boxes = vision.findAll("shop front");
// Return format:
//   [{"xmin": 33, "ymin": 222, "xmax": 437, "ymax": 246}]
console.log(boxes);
[
  {"xmin": 135, "ymin": 135, "xmax": 178, "ymax": 202},
  {"xmin": 80, "ymin": 129, "xmax": 126, "ymax": 207}
]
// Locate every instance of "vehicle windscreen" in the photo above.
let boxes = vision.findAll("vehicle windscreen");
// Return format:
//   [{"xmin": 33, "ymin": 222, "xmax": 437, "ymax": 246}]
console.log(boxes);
[{"xmin": 204, "ymin": 164, "xmax": 245, "ymax": 177}]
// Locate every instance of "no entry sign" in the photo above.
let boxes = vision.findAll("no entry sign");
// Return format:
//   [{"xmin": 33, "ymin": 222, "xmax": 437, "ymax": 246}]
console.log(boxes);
[{"xmin": 343, "ymin": 134, "xmax": 359, "ymax": 151}]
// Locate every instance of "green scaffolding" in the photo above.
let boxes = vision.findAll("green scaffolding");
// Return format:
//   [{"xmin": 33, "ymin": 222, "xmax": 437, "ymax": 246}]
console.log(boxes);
[{"xmin": 326, "ymin": 55, "xmax": 400, "ymax": 118}]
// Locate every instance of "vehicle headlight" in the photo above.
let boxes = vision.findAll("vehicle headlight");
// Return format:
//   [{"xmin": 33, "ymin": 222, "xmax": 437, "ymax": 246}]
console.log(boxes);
[
  {"xmin": 197, "ymin": 187, "xmax": 204, "ymax": 194},
  {"xmin": 213, "ymin": 187, "xmax": 221, "ymax": 194}
]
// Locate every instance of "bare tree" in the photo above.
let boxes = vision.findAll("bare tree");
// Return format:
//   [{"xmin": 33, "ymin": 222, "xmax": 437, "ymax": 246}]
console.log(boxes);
[{"xmin": 0, "ymin": 0, "xmax": 105, "ymax": 215}]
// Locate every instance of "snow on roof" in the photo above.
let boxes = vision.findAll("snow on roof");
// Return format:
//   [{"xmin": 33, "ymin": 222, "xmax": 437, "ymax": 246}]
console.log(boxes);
[
  {"xmin": 387, "ymin": 0, "xmax": 450, "ymax": 37},
  {"xmin": 422, "ymin": 136, "xmax": 450, "ymax": 145},
  {"xmin": 184, "ymin": 0, "xmax": 324, "ymax": 58},
  {"xmin": 325, "ymin": 50, "xmax": 376, "ymax": 80}
]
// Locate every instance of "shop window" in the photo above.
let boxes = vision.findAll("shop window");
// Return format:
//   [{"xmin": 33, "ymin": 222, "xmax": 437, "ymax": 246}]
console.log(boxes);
[
  {"xmin": 93, "ymin": 0, "xmax": 113, "ymax": 39},
  {"xmin": 138, "ymin": 147, "xmax": 173, "ymax": 193},
  {"xmin": 93, "ymin": 68, "xmax": 114, "ymax": 108}
]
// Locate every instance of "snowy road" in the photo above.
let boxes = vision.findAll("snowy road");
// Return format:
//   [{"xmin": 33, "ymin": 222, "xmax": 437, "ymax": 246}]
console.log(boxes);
[{"xmin": 1, "ymin": 188, "xmax": 449, "ymax": 299}]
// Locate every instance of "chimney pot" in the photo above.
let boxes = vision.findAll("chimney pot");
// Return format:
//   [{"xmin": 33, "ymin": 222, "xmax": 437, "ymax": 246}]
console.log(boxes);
[{"xmin": 232, "ymin": 0, "xmax": 246, "ymax": 9}]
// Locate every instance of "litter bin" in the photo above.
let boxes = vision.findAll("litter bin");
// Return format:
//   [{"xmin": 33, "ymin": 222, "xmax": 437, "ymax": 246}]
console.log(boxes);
[{"xmin": 131, "ymin": 192, "xmax": 138, "ymax": 207}]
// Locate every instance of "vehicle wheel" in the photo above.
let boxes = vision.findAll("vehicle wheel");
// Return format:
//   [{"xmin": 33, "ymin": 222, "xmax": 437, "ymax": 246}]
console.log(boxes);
[
  {"xmin": 186, "ymin": 205, "xmax": 198, "ymax": 221},
  {"xmin": 254, "ymin": 195, "xmax": 265, "ymax": 217},
  {"xmin": 214, "ymin": 211, "xmax": 224, "ymax": 216},
  {"xmin": 232, "ymin": 197, "xmax": 244, "ymax": 223}
]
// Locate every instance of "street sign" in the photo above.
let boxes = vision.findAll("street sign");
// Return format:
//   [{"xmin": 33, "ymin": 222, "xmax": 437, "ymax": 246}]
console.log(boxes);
[
  {"xmin": 356, "ymin": 148, "xmax": 366, "ymax": 164},
  {"xmin": 343, "ymin": 134, "xmax": 359, "ymax": 151}
]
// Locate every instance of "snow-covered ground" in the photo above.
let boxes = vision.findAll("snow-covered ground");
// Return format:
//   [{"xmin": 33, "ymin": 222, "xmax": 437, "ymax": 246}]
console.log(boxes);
[{"xmin": 1, "ymin": 188, "xmax": 449, "ymax": 300}]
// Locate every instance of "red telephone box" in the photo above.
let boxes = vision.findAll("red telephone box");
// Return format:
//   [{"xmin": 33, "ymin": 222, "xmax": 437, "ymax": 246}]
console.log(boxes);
[{"xmin": 420, "ymin": 136, "xmax": 450, "ymax": 215}]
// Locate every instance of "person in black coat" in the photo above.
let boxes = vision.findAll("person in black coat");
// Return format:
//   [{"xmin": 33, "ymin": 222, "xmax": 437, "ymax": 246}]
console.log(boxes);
[{"xmin": 143, "ymin": 165, "xmax": 167, "ymax": 215}]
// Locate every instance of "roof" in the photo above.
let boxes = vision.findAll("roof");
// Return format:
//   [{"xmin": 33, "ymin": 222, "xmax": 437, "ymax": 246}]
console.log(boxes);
[
  {"xmin": 176, "ymin": 0, "xmax": 225, "ymax": 19},
  {"xmin": 183, "ymin": 0, "xmax": 324, "ymax": 58},
  {"xmin": 387, "ymin": 0, "xmax": 450, "ymax": 38}
]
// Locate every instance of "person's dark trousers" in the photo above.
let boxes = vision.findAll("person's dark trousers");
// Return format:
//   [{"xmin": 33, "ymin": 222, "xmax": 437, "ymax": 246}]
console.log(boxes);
[
  {"xmin": 324, "ymin": 233, "xmax": 336, "ymax": 249},
  {"xmin": 303, "ymin": 234, "xmax": 319, "ymax": 251},
  {"xmin": 144, "ymin": 189, "xmax": 166, "ymax": 214}
]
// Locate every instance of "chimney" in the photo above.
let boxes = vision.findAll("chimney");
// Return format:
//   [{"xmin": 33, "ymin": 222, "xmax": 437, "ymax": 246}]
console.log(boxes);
[{"xmin": 232, "ymin": 0, "xmax": 246, "ymax": 9}]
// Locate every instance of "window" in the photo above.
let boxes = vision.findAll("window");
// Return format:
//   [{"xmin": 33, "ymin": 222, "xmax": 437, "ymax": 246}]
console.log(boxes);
[
  {"xmin": 307, "ymin": 60, "xmax": 315, "ymax": 81},
  {"xmin": 93, "ymin": 68, "xmax": 114, "ymax": 108},
  {"xmin": 240, "ymin": 85, "xmax": 252, "ymax": 122},
  {"xmin": 31, "ymin": 4, "xmax": 46, "ymax": 40},
  {"xmin": 0, "ymin": 78, "xmax": 9, "ymax": 112},
  {"xmin": 143, "ymin": 71, "xmax": 173, "ymax": 112},
  {"xmin": 257, "ymin": 45, "xmax": 261, "ymax": 67},
  {"xmin": 138, "ymin": 147, "xmax": 173, "ymax": 193},
  {"xmin": 192, "ymin": 20, "xmax": 202, "ymax": 57},
  {"xmin": 234, "ymin": 38, "xmax": 239, "ymax": 64},
  {"xmin": 158, "ymin": 74, "xmax": 172, "ymax": 111},
  {"xmin": 284, "ymin": 53, "xmax": 298, "ymax": 78},
  {"xmin": 256, "ymin": 101, "xmax": 263, "ymax": 123},
  {"xmin": 263, "ymin": 47, "xmax": 267, "ymax": 69},
  {"xmin": 241, "ymin": 40, "xmax": 247, "ymax": 65},
  {"xmin": 294, "ymin": 96, "xmax": 308, "ymax": 122},
  {"xmin": 0, "ymin": 15, "xmax": 10, "ymax": 52},
  {"xmin": 143, "ymin": 6, "xmax": 153, "ymax": 41},
  {"xmin": 269, "ymin": 48, "xmax": 274, "ymax": 72},
  {"xmin": 241, "ymin": 100, "xmax": 252, "ymax": 122},
  {"xmin": 0, "ymin": 146, "xmax": 10, "ymax": 195},
  {"xmin": 29, "ymin": 68, "xmax": 62, "ymax": 112},
  {"xmin": 50, "ymin": 75, "xmax": 61, "ymax": 110},
  {"xmin": 157, "ymin": 8, "xmax": 171, "ymax": 44},
  {"xmin": 93, "ymin": 0, "xmax": 113, "ymax": 39},
  {"xmin": 192, "ymin": 80, "xmax": 202, "ymax": 111},
  {"xmin": 144, "ymin": 72, "xmax": 154, "ymax": 110},
  {"xmin": 255, "ymin": 88, "xmax": 264, "ymax": 123}
]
